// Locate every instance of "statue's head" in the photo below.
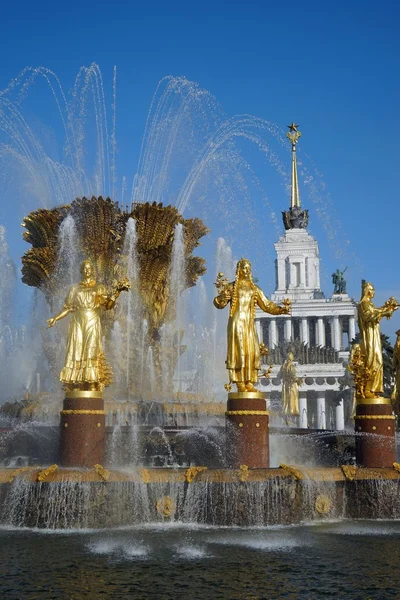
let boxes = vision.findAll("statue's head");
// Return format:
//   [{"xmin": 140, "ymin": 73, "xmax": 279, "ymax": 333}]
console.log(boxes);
[
  {"xmin": 80, "ymin": 259, "xmax": 95, "ymax": 279},
  {"xmin": 287, "ymin": 351, "xmax": 294, "ymax": 361},
  {"xmin": 236, "ymin": 258, "xmax": 252, "ymax": 281},
  {"xmin": 361, "ymin": 280, "xmax": 374, "ymax": 299}
]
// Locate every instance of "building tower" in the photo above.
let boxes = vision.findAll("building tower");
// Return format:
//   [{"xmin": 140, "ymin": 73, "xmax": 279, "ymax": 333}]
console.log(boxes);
[{"xmin": 257, "ymin": 124, "xmax": 357, "ymax": 430}]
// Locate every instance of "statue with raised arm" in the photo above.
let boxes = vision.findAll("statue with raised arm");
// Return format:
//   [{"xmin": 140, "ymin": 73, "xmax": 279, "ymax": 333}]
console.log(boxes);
[
  {"xmin": 47, "ymin": 259, "xmax": 130, "ymax": 391},
  {"xmin": 214, "ymin": 258, "xmax": 290, "ymax": 392},
  {"xmin": 350, "ymin": 280, "xmax": 398, "ymax": 399},
  {"xmin": 391, "ymin": 330, "xmax": 400, "ymax": 414},
  {"xmin": 332, "ymin": 267, "xmax": 347, "ymax": 295},
  {"xmin": 281, "ymin": 352, "xmax": 302, "ymax": 420}
]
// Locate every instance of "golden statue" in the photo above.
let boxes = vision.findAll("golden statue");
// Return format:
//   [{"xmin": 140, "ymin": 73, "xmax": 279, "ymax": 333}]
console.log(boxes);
[
  {"xmin": 22, "ymin": 197, "xmax": 208, "ymax": 396},
  {"xmin": 281, "ymin": 352, "xmax": 302, "ymax": 419},
  {"xmin": 353, "ymin": 280, "xmax": 398, "ymax": 399},
  {"xmin": 47, "ymin": 259, "xmax": 130, "ymax": 391},
  {"xmin": 214, "ymin": 258, "xmax": 290, "ymax": 392},
  {"xmin": 391, "ymin": 329, "xmax": 400, "ymax": 413}
]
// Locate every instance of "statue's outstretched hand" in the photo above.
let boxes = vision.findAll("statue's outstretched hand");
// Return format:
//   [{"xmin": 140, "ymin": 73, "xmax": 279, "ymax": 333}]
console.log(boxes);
[
  {"xmin": 383, "ymin": 297, "xmax": 399, "ymax": 318},
  {"xmin": 47, "ymin": 317, "xmax": 56, "ymax": 328},
  {"xmin": 280, "ymin": 298, "xmax": 291, "ymax": 314}
]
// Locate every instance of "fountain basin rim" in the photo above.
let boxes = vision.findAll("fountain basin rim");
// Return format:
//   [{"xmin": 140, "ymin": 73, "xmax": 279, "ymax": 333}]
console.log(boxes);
[{"xmin": 2, "ymin": 466, "xmax": 400, "ymax": 485}]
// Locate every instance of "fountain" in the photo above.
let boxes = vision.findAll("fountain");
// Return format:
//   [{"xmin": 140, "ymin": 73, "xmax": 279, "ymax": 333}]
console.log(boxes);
[{"xmin": 0, "ymin": 66, "xmax": 399, "ymax": 533}]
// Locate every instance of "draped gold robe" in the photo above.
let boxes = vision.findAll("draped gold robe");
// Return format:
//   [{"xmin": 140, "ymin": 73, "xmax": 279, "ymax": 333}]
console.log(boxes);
[
  {"xmin": 281, "ymin": 359, "xmax": 300, "ymax": 416},
  {"xmin": 391, "ymin": 336, "xmax": 400, "ymax": 413},
  {"xmin": 60, "ymin": 282, "xmax": 109, "ymax": 386},
  {"xmin": 214, "ymin": 282, "xmax": 282, "ymax": 384},
  {"xmin": 358, "ymin": 297, "xmax": 383, "ymax": 395}
]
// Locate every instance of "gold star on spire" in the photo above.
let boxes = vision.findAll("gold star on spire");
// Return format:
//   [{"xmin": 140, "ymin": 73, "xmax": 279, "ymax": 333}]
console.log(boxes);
[{"xmin": 287, "ymin": 122, "xmax": 299, "ymax": 133}]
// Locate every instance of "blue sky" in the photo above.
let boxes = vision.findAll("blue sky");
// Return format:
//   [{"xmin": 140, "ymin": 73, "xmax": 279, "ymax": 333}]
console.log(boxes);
[{"xmin": 1, "ymin": 0, "xmax": 400, "ymax": 333}]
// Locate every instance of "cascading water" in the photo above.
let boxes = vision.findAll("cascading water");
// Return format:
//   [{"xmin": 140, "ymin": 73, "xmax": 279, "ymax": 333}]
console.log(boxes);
[
  {"xmin": 0, "ymin": 227, "xmax": 15, "ymax": 367},
  {"xmin": 211, "ymin": 237, "xmax": 236, "ymax": 395},
  {"xmin": 180, "ymin": 280, "xmax": 214, "ymax": 401},
  {"xmin": 0, "ymin": 226, "xmax": 32, "ymax": 401},
  {"xmin": 113, "ymin": 216, "xmax": 142, "ymax": 399},
  {"xmin": 109, "ymin": 320, "xmax": 124, "ymax": 391},
  {"xmin": 168, "ymin": 222, "xmax": 185, "ymax": 394},
  {"xmin": 57, "ymin": 214, "xmax": 80, "ymax": 289}
]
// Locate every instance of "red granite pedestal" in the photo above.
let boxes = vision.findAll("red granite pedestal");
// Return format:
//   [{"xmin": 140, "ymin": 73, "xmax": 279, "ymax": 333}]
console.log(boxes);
[
  {"xmin": 225, "ymin": 391, "xmax": 269, "ymax": 468},
  {"xmin": 355, "ymin": 398, "xmax": 396, "ymax": 468},
  {"xmin": 59, "ymin": 391, "xmax": 106, "ymax": 468}
]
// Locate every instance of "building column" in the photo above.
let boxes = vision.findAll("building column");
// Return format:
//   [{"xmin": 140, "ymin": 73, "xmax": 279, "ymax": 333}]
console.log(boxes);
[
  {"xmin": 289, "ymin": 261, "xmax": 296, "ymax": 288},
  {"xmin": 277, "ymin": 258, "xmax": 286, "ymax": 291},
  {"xmin": 349, "ymin": 316, "xmax": 356, "ymax": 344},
  {"xmin": 332, "ymin": 316, "xmax": 341, "ymax": 351},
  {"xmin": 308, "ymin": 258, "xmax": 316, "ymax": 289},
  {"xmin": 284, "ymin": 318, "xmax": 292, "ymax": 342},
  {"xmin": 315, "ymin": 259, "xmax": 321, "ymax": 290},
  {"xmin": 269, "ymin": 319, "xmax": 277, "ymax": 348},
  {"xmin": 299, "ymin": 392, "xmax": 308, "ymax": 429},
  {"xmin": 301, "ymin": 318, "xmax": 309, "ymax": 345},
  {"xmin": 335, "ymin": 398, "xmax": 345, "ymax": 431},
  {"xmin": 317, "ymin": 317, "xmax": 325, "ymax": 347},
  {"xmin": 317, "ymin": 391, "xmax": 326, "ymax": 430},
  {"xmin": 255, "ymin": 319, "xmax": 262, "ymax": 343},
  {"xmin": 300, "ymin": 259, "xmax": 306, "ymax": 287}
]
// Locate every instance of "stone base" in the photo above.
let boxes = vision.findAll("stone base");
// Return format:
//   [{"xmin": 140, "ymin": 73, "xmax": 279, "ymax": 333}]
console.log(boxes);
[
  {"xmin": 225, "ymin": 391, "xmax": 269, "ymax": 468},
  {"xmin": 59, "ymin": 391, "xmax": 106, "ymax": 468},
  {"xmin": 355, "ymin": 400, "xmax": 396, "ymax": 468}
]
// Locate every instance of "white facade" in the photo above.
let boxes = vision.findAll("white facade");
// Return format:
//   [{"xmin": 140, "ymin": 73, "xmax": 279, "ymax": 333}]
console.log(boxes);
[
  {"xmin": 273, "ymin": 229, "xmax": 321, "ymax": 300},
  {"xmin": 257, "ymin": 224, "xmax": 357, "ymax": 430}
]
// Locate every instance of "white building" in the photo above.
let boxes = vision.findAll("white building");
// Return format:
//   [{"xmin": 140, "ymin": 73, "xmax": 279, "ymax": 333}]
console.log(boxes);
[{"xmin": 257, "ymin": 124, "xmax": 357, "ymax": 430}]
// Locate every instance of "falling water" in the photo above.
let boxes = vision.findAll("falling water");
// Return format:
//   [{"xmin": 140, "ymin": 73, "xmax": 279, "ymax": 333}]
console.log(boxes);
[
  {"xmin": 110, "ymin": 320, "xmax": 124, "ymax": 390},
  {"xmin": 215, "ymin": 237, "xmax": 236, "ymax": 279},
  {"xmin": 0, "ymin": 227, "xmax": 28, "ymax": 400},
  {"xmin": 139, "ymin": 320, "xmax": 149, "ymax": 398},
  {"xmin": 0, "ymin": 227, "xmax": 15, "ymax": 353},
  {"xmin": 121, "ymin": 217, "xmax": 141, "ymax": 398},
  {"xmin": 57, "ymin": 214, "xmax": 79, "ymax": 288},
  {"xmin": 211, "ymin": 238, "xmax": 236, "ymax": 395},
  {"xmin": 169, "ymin": 223, "xmax": 185, "ymax": 393},
  {"xmin": 109, "ymin": 412, "xmax": 124, "ymax": 466},
  {"xmin": 147, "ymin": 346, "xmax": 156, "ymax": 398}
]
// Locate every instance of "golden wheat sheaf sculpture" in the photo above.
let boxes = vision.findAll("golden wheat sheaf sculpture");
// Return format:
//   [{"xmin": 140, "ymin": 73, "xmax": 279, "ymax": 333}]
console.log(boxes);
[{"xmin": 22, "ymin": 197, "xmax": 209, "ymax": 339}]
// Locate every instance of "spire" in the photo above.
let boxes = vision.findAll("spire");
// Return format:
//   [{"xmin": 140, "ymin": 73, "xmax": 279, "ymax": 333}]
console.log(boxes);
[
  {"xmin": 287, "ymin": 122, "xmax": 301, "ymax": 209},
  {"xmin": 282, "ymin": 122, "xmax": 309, "ymax": 230}
]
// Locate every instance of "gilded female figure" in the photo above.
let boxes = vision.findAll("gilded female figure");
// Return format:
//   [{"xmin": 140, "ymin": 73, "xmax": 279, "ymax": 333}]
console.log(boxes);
[
  {"xmin": 281, "ymin": 352, "xmax": 302, "ymax": 417},
  {"xmin": 47, "ymin": 259, "xmax": 130, "ymax": 391},
  {"xmin": 391, "ymin": 330, "xmax": 400, "ymax": 413},
  {"xmin": 214, "ymin": 258, "xmax": 290, "ymax": 392},
  {"xmin": 357, "ymin": 281, "xmax": 398, "ymax": 398}
]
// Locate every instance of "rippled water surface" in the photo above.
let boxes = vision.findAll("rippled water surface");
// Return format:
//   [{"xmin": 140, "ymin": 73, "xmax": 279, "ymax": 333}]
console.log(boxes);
[{"xmin": 1, "ymin": 521, "xmax": 400, "ymax": 599}]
